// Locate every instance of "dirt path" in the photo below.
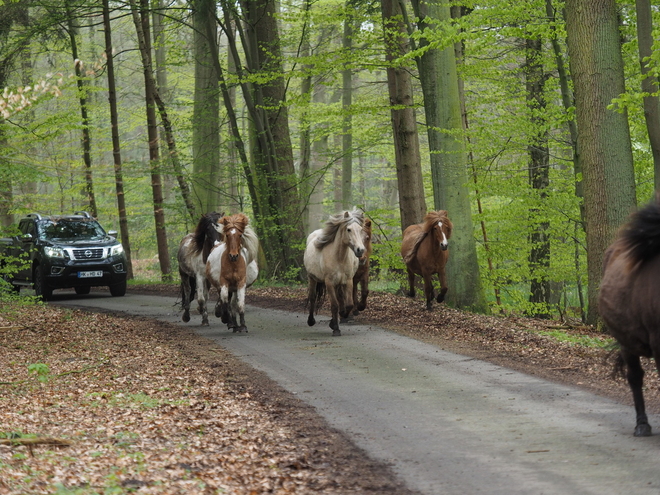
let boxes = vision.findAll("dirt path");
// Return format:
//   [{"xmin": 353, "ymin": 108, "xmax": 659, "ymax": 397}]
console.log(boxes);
[{"xmin": 52, "ymin": 288, "xmax": 660, "ymax": 495}]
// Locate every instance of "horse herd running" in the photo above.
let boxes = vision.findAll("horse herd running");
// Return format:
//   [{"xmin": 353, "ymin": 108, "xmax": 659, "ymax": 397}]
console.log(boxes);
[
  {"xmin": 176, "ymin": 197, "xmax": 660, "ymax": 437},
  {"xmin": 177, "ymin": 208, "xmax": 453, "ymax": 336}
]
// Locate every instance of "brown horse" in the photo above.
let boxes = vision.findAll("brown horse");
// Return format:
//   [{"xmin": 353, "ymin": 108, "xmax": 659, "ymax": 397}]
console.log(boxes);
[
  {"xmin": 352, "ymin": 218, "xmax": 372, "ymax": 315},
  {"xmin": 400, "ymin": 210, "xmax": 453, "ymax": 310},
  {"xmin": 177, "ymin": 211, "xmax": 223, "ymax": 325},
  {"xmin": 206, "ymin": 213, "xmax": 259, "ymax": 333},
  {"xmin": 304, "ymin": 209, "xmax": 366, "ymax": 336},
  {"xmin": 599, "ymin": 198, "xmax": 660, "ymax": 437}
]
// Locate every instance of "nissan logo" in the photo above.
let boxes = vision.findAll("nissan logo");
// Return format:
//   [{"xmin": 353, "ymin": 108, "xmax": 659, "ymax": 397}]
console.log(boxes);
[{"xmin": 84, "ymin": 250, "xmax": 93, "ymax": 258}]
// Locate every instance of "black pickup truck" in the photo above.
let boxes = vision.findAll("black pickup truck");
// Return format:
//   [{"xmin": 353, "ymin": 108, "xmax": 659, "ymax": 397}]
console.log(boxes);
[{"xmin": 0, "ymin": 212, "xmax": 128, "ymax": 300}]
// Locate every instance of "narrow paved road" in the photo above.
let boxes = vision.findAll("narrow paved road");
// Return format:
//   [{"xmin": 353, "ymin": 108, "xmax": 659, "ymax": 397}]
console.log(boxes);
[{"xmin": 54, "ymin": 292, "xmax": 660, "ymax": 495}]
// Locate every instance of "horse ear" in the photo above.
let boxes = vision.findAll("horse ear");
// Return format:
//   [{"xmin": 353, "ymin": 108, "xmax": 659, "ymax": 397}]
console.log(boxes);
[{"xmin": 344, "ymin": 211, "xmax": 350, "ymax": 218}]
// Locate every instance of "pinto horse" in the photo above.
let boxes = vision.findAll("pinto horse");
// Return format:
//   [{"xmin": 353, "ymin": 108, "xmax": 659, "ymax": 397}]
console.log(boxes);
[
  {"xmin": 400, "ymin": 210, "xmax": 453, "ymax": 310},
  {"xmin": 206, "ymin": 213, "xmax": 259, "ymax": 333},
  {"xmin": 177, "ymin": 211, "xmax": 223, "ymax": 325},
  {"xmin": 352, "ymin": 218, "xmax": 372, "ymax": 315},
  {"xmin": 599, "ymin": 198, "xmax": 660, "ymax": 437},
  {"xmin": 304, "ymin": 209, "xmax": 366, "ymax": 336}
]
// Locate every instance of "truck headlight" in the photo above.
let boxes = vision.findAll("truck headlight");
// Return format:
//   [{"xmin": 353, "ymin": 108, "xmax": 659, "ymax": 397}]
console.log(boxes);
[
  {"xmin": 44, "ymin": 246, "xmax": 66, "ymax": 258},
  {"xmin": 111, "ymin": 244, "xmax": 124, "ymax": 257}
]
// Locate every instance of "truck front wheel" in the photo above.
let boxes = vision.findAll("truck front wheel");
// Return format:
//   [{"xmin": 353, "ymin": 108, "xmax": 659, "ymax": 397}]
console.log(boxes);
[{"xmin": 34, "ymin": 265, "xmax": 53, "ymax": 301}]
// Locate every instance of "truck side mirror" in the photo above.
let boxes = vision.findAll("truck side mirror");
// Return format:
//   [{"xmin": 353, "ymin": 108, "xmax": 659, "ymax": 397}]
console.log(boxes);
[{"xmin": 20, "ymin": 233, "xmax": 33, "ymax": 242}]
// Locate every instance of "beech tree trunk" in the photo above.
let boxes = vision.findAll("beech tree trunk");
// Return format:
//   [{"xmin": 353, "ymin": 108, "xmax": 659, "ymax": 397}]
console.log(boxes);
[
  {"xmin": 103, "ymin": 0, "xmax": 134, "ymax": 279},
  {"xmin": 565, "ymin": 0, "xmax": 637, "ymax": 324},
  {"xmin": 381, "ymin": 0, "xmax": 426, "ymax": 232}
]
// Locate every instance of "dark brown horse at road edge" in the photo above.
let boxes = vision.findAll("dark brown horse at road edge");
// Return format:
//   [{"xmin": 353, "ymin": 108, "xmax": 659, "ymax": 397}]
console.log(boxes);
[
  {"xmin": 599, "ymin": 198, "xmax": 660, "ymax": 436},
  {"xmin": 400, "ymin": 210, "xmax": 453, "ymax": 311}
]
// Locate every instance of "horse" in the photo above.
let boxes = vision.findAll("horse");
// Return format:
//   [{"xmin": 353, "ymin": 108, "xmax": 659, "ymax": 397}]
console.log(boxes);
[
  {"xmin": 400, "ymin": 210, "xmax": 453, "ymax": 310},
  {"xmin": 599, "ymin": 198, "xmax": 660, "ymax": 437},
  {"xmin": 177, "ymin": 211, "xmax": 223, "ymax": 325},
  {"xmin": 206, "ymin": 213, "xmax": 259, "ymax": 333},
  {"xmin": 352, "ymin": 218, "xmax": 372, "ymax": 315},
  {"xmin": 304, "ymin": 209, "xmax": 366, "ymax": 336}
]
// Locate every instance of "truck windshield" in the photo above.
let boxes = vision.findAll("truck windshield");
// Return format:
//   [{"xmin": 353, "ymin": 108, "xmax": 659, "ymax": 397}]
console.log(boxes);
[{"xmin": 39, "ymin": 220, "xmax": 106, "ymax": 240}]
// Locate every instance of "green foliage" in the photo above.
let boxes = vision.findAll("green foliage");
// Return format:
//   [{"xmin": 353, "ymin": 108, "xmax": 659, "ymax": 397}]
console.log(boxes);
[{"xmin": 27, "ymin": 363, "xmax": 51, "ymax": 383}]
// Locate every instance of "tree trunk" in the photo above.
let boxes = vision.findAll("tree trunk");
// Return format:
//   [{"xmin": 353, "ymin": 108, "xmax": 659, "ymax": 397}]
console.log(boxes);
[
  {"xmin": 525, "ymin": 37, "xmax": 551, "ymax": 316},
  {"xmin": 129, "ymin": 0, "xmax": 171, "ymax": 281},
  {"xmin": 410, "ymin": 0, "xmax": 486, "ymax": 311},
  {"xmin": 565, "ymin": 0, "xmax": 637, "ymax": 324},
  {"xmin": 66, "ymin": 0, "xmax": 97, "ymax": 217},
  {"xmin": 103, "ymin": 0, "xmax": 134, "ymax": 279},
  {"xmin": 192, "ymin": 0, "xmax": 221, "ymax": 214},
  {"xmin": 341, "ymin": 11, "xmax": 353, "ymax": 210},
  {"xmin": 635, "ymin": 0, "xmax": 660, "ymax": 192},
  {"xmin": 381, "ymin": 0, "xmax": 426, "ymax": 232}
]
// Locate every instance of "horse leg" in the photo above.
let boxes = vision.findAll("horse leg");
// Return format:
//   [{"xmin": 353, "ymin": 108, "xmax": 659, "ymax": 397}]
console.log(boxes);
[
  {"xmin": 219, "ymin": 286, "xmax": 232, "ymax": 327},
  {"xmin": 621, "ymin": 350, "xmax": 651, "ymax": 436},
  {"xmin": 352, "ymin": 278, "xmax": 360, "ymax": 316},
  {"xmin": 436, "ymin": 267, "xmax": 448, "ymax": 303},
  {"xmin": 357, "ymin": 275, "xmax": 369, "ymax": 312},
  {"xmin": 340, "ymin": 281, "xmax": 354, "ymax": 319},
  {"xmin": 423, "ymin": 273, "xmax": 435, "ymax": 310},
  {"xmin": 307, "ymin": 277, "xmax": 317, "ymax": 327},
  {"xmin": 406, "ymin": 268, "xmax": 416, "ymax": 298},
  {"xmin": 181, "ymin": 275, "xmax": 191, "ymax": 322},
  {"xmin": 325, "ymin": 281, "xmax": 341, "ymax": 336},
  {"xmin": 232, "ymin": 286, "xmax": 247, "ymax": 333},
  {"xmin": 196, "ymin": 275, "xmax": 209, "ymax": 326}
]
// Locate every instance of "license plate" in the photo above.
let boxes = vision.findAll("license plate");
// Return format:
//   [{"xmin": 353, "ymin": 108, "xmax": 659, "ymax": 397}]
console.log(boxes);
[{"xmin": 78, "ymin": 271, "xmax": 103, "ymax": 278}]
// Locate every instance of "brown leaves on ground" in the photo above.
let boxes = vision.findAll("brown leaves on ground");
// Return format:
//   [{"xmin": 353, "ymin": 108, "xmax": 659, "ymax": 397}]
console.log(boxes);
[{"xmin": 0, "ymin": 298, "xmax": 410, "ymax": 495}]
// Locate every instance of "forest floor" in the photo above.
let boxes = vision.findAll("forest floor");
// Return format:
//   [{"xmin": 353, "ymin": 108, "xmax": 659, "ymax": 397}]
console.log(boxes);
[{"xmin": 1, "ymin": 282, "xmax": 658, "ymax": 494}]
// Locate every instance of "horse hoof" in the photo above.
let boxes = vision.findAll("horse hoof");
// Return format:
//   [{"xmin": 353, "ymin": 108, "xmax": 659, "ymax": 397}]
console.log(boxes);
[
  {"xmin": 182, "ymin": 311, "xmax": 190, "ymax": 323},
  {"xmin": 201, "ymin": 318, "xmax": 209, "ymax": 326},
  {"xmin": 233, "ymin": 326, "xmax": 247, "ymax": 333},
  {"xmin": 634, "ymin": 424, "xmax": 652, "ymax": 437},
  {"xmin": 221, "ymin": 312, "xmax": 230, "ymax": 324},
  {"xmin": 352, "ymin": 309, "xmax": 359, "ymax": 316},
  {"xmin": 215, "ymin": 306, "xmax": 222, "ymax": 318},
  {"xmin": 332, "ymin": 329, "xmax": 341, "ymax": 337},
  {"xmin": 357, "ymin": 303, "xmax": 366, "ymax": 312},
  {"xmin": 436, "ymin": 294, "xmax": 445, "ymax": 303},
  {"xmin": 307, "ymin": 315, "xmax": 316, "ymax": 326}
]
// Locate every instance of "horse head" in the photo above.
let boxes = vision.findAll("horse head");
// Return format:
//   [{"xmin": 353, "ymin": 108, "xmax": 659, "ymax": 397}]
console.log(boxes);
[
  {"xmin": 342, "ymin": 211, "xmax": 366, "ymax": 259},
  {"xmin": 222, "ymin": 213, "xmax": 248, "ymax": 263},
  {"xmin": 425, "ymin": 210, "xmax": 452, "ymax": 252},
  {"xmin": 358, "ymin": 218, "xmax": 372, "ymax": 265}
]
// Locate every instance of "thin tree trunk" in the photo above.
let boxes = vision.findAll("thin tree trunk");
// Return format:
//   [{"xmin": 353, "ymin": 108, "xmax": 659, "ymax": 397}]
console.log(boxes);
[
  {"xmin": 103, "ymin": 0, "xmax": 134, "ymax": 279},
  {"xmin": 635, "ymin": 0, "xmax": 660, "ymax": 192},
  {"xmin": 129, "ymin": 0, "xmax": 171, "ymax": 281},
  {"xmin": 66, "ymin": 1, "xmax": 97, "ymax": 217},
  {"xmin": 565, "ymin": 0, "xmax": 637, "ymax": 324},
  {"xmin": 525, "ymin": 37, "xmax": 551, "ymax": 316},
  {"xmin": 341, "ymin": 9, "xmax": 353, "ymax": 209},
  {"xmin": 381, "ymin": 0, "xmax": 426, "ymax": 232}
]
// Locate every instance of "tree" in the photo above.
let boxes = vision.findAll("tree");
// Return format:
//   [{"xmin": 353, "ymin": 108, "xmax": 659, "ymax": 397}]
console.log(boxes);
[
  {"xmin": 410, "ymin": 0, "xmax": 487, "ymax": 311},
  {"xmin": 381, "ymin": 0, "xmax": 426, "ymax": 232},
  {"xmin": 565, "ymin": 0, "xmax": 637, "ymax": 324},
  {"xmin": 192, "ymin": 0, "xmax": 221, "ymax": 214}
]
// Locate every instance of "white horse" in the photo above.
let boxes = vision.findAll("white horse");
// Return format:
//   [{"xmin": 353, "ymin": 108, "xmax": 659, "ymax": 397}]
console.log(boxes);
[{"xmin": 304, "ymin": 209, "xmax": 366, "ymax": 336}]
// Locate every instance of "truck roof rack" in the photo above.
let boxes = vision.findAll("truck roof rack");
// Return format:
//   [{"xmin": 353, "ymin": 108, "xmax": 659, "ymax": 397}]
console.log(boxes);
[
  {"xmin": 26, "ymin": 213, "xmax": 42, "ymax": 220},
  {"xmin": 73, "ymin": 211, "xmax": 92, "ymax": 218}
]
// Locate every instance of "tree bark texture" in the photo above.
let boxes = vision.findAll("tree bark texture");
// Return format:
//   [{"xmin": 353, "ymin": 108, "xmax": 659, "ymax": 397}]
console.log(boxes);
[
  {"xmin": 565, "ymin": 0, "xmax": 637, "ymax": 324},
  {"xmin": 103, "ymin": 0, "xmax": 134, "ymax": 279},
  {"xmin": 192, "ymin": 0, "xmax": 221, "ymax": 214},
  {"xmin": 381, "ymin": 0, "xmax": 426, "ymax": 233},
  {"xmin": 635, "ymin": 0, "xmax": 660, "ymax": 193},
  {"xmin": 410, "ymin": 0, "xmax": 486, "ymax": 311},
  {"xmin": 130, "ymin": 0, "xmax": 171, "ymax": 280}
]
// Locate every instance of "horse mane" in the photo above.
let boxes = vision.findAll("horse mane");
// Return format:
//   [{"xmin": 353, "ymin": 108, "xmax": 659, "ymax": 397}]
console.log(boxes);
[
  {"xmin": 314, "ymin": 209, "xmax": 365, "ymax": 250},
  {"xmin": 402, "ymin": 211, "xmax": 452, "ymax": 264},
  {"xmin": 620, "ymin": 200, "xmax": 660, "ymax": 266},
  {"xmin": 191, "ymin": 212, "xmax": 223, "ymax": 255}
]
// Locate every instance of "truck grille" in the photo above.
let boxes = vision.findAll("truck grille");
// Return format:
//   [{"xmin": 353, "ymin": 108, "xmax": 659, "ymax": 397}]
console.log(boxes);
[{"xmin": 71, "ymin": 248, "xmax": 104, "ymax": 260}]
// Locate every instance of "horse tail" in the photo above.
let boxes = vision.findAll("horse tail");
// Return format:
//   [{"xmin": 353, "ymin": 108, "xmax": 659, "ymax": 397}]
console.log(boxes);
[
  {"xmin": 621, "ymin": 200, "xmax": 660, "ymax": 265},
  {"xmin": 189, "ymin": 275, "xmax": 197, "ymax": 301},
  {"xmin": 610, "ymin": 349, "xmax": 626, "ymax": 380}
]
